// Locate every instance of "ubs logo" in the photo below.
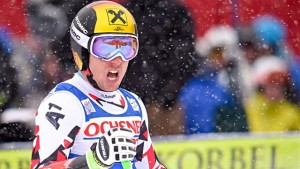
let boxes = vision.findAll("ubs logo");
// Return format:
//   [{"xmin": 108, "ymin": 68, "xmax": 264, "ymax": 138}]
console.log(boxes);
[{"xmin": 106, "ymin": 9, "xmax": 128, "ymax": 26}]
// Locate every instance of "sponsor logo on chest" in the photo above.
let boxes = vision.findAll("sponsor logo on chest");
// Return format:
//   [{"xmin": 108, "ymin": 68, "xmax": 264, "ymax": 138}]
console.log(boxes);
[
  {"xmin": 89, "ymin": 93, "xmax": 131, "ymax": 115},
  {"xmin": 83, "ymin": 117, "xmax": 142, "ymax": 138}
]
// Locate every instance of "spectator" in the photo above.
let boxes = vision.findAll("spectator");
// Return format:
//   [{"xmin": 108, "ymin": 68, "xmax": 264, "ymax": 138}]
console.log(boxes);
[
  {"xmin": 245, "ymin": 56, "xmax": 300, "ymax": 132},
  {"xmin": 179, "ymin": 25, "xmax": 248, "ymax": 134},
  {"xmin": 237, "ymin": 25, "xmax": 259, "ymax": 65},
  {"xmin": 25, "ymin": 0, "xmax": 88, "ymax": 78},
  {"xmin": 252, "ymin": 15, "xmax": 300, "ymax": 105},
  {"xmin": 13, "ymin": 0, "xmax": 77, "ymax": 108},
  {"xmin": 235, "ymin": 25, "xmax": 261, "ymax": 102}
]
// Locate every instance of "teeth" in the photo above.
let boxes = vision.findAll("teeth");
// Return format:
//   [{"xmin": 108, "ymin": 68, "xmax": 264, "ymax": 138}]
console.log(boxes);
[
  {"xmin": 109, "ymin": 70, "xmax": 118, "ymax": 74},
  {"xmin": 108, "ymin": 70, "xmax": 118, "ymax": 81}
]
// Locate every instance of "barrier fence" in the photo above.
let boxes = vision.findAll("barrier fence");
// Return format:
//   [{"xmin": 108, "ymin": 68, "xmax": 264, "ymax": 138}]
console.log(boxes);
[
  {"xmin": 0, "ymin": 132, "xmax": 299, "ymax": 169},
  {"xmin": 154, "ymin": 132, "xmax": 300, "ymax": 169}
]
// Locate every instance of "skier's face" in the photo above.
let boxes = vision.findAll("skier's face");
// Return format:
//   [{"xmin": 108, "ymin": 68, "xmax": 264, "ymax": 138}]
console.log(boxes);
[{"xmin": 88, "ymin": 54, "xmax": 129, "ymax": 91}]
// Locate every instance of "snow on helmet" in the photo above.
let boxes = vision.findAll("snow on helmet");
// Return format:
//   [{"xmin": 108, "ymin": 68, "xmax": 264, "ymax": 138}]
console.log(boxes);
[
  {"xmin": 70, "ymin": 1, "xmax": 138, "ymax": 71},
  {"xmin": 195, "ymin": 25, "xmax": 238, "ymax": 60}
]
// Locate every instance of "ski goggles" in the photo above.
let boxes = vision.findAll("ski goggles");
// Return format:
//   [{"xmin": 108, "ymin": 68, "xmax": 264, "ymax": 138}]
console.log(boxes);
[
  {"xmin": 89, "ymin": 34, "xmax": 138, "ymax": 61},
  {"xmin": 70, "ymin": 23, "xmax": 138, "ymax": 61}
]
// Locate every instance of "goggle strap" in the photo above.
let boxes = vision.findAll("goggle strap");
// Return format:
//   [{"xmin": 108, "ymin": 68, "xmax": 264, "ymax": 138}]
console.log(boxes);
[
  {"xmin": 70, "ymin": 22, "xmax": 89, "ymax": 49},
  {"xmin": 83, "ymin": 69, "xmax": 91, "ymax": 76},
  {"xmin": 84, "ymin": 69, "xmax": 101, "ymax": 90}
]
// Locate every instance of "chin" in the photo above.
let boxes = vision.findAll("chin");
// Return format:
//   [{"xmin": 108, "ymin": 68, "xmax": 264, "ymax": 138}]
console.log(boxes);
[{"xmin": 104, "ymin": 85, "xmax": 120, "ymax": 92}]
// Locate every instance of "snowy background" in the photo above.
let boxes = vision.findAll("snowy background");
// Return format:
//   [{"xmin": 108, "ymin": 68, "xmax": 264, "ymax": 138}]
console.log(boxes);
[{"xmin": 0, "ymin": 0, "xmax": 300, "ymax": 168}]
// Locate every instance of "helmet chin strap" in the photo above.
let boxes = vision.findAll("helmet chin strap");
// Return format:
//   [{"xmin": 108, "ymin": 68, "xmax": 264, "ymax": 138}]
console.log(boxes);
[{"xmin": 83, "ymin": 68, "xmax": 101, "ymax": 91}]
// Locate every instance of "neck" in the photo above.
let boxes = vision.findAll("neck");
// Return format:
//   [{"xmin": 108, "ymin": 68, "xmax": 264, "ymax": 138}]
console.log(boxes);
[{"xmin": 79, "ymin": 70, "xmax": 102, "ymax": 91}]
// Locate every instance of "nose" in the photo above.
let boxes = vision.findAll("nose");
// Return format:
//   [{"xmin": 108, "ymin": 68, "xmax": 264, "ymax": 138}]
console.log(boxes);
[{"xmin": 110, "ymin": 55, "xmax": 123, "ymax": 65}]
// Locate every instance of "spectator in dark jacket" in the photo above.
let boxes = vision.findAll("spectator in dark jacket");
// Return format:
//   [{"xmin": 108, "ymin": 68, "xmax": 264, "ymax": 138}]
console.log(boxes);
[{"xmin": 179, "ymin": 25, "xmax": 248, "ymax": 134}]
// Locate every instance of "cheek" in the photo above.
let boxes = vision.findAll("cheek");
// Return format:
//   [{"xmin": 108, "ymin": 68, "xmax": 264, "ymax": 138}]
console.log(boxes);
[
  {"xmin": 120, "ymin": 62, "xmax": 129, "ymax": 76},
  {"xmin": 123, "ymin": 62, "xmax": 129, "ymax": 71},
  {"xmin": 89, "ymin": 57, "xmax": 104, "ymax": 71}
]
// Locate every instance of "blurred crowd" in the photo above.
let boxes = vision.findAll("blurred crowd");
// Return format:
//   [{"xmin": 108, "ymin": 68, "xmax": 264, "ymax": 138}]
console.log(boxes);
[{"xmin": 0, "ymin": 0, "xmax": 300, "ymax": 142}]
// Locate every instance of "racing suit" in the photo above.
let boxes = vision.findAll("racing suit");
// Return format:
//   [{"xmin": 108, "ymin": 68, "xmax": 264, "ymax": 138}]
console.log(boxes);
[{"xmin": 30, "ymin": 72, "xmax": 165, "ymax": 169}]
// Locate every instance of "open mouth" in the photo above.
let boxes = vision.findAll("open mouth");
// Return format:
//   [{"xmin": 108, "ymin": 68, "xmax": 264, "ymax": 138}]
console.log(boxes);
[{"xmin": 107, "ymin": 70, "xmax": 118, "ymax": 80}]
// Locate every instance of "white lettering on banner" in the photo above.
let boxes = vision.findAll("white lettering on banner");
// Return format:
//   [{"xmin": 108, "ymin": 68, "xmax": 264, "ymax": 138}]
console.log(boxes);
[{"xmin": 84, "ymin": 117, "xmax": 142, "ymax": 137}]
